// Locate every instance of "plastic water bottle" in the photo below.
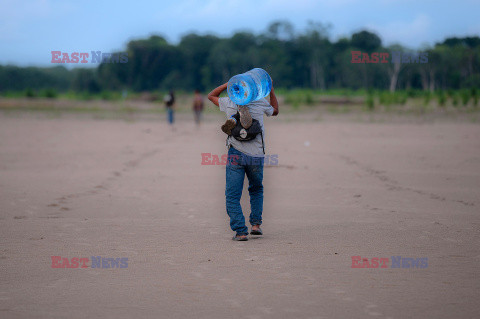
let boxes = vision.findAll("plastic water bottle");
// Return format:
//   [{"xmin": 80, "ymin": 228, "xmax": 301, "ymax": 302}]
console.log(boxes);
[{"xmin": 227, "ymin": 68, "xmax": 272, "ymax": 105}]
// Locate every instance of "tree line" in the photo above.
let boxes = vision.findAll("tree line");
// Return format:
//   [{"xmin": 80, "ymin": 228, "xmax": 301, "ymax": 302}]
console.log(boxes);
[{"xmin": 1, "ymin": 21, "xmax": 479, "ymax": 94}]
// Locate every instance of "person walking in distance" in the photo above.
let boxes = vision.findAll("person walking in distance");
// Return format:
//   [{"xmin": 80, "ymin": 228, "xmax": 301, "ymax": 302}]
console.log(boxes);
[
  {"xmin": 164, "ymin": 90, "xmax": 175, "ymax": 129},
  {"xmin": 193, "ymin": 89, "xmax": 204, "ymax": 127}
]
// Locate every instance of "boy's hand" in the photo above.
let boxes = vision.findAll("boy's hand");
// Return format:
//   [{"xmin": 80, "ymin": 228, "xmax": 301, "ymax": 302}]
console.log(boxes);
[
  {"xmin": 207, "ymin": 83, "xmax": 228, "ymax": 107},
  {"xmin": 270, "ymin": 86, "xmax": 279, "ymax": 116}
]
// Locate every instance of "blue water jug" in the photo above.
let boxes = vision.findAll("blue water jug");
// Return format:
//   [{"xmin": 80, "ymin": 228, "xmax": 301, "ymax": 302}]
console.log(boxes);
[{"xmin": 227, "ymin": 68, "xmax": 272, "ymax": 105}]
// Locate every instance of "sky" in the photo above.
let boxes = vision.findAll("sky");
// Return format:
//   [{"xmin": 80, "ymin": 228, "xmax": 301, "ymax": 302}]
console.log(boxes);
[{"xmin": 1, "ymin": 0, "xmax": 479, "ymax": 67}]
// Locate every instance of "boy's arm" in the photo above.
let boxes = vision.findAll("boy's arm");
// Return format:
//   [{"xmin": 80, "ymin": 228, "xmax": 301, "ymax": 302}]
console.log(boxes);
[
  {"xmin": 207, "ymin": 83, "xmax": 228, "ymax": 107},
  {"xmin": 270, "ymin": 86, "xmax": 279, "ymax": 116}
]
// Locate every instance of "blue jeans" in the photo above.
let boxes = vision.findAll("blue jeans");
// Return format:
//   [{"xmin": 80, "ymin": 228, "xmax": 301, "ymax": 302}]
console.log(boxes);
[
  {"xmin": 225, "ymin": 146, "xmax": 264, "ymax": 236},
  {"xmin": 167, "ymin": 108, "xmax": 174, "ymax": 124}
]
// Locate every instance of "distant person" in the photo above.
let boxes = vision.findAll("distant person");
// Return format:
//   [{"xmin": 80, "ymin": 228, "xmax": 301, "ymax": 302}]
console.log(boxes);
[
  {"xmin": 193, "ymin": 90, "xmax": 204, "ymax": 126},
  {"xmin": 164, "ymin": 91, "xmax": 175, "ymax": 128},
  {"xmin": 207, "ymin": 82, "xmax": 279, "ymax": 241}
]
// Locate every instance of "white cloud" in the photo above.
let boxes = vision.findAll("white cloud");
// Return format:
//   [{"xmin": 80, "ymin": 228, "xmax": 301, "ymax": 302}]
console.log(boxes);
[{"xmin": 365, "ymin": 14, "xmax": 432, "ymax": 48}]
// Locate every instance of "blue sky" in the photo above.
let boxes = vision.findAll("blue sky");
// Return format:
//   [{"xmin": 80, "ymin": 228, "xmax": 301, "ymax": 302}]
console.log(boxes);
[{"xmin": 1, "ymin": 0, "xmax": 479, "ymax": 67}]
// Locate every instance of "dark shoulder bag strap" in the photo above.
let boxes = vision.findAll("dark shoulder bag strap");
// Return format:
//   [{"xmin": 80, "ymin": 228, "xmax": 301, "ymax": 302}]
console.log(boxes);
[{"xmin": 261, "ymin": 132, "xmax": 265, "ymax": 154}]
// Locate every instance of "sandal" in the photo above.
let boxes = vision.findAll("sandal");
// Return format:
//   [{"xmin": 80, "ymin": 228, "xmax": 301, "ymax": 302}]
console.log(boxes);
[
  {"xmin": 238, "ymin": 105, "xmax": 252, "ymax": 129},
  {"xmin": 232, "ymin": 234, "xmax": 248, "ymax": 241},
  {"xmin": 250, "ymin": 227, "xmax": 263, "ymax": 236},
  {"xmin": 221, "ymin": 117, "xmax": 236, "ymax": 135}
]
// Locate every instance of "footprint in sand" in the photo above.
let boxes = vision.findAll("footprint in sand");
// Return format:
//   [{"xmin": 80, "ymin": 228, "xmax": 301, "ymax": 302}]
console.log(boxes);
[
  {"xmin": 226, "ymin": 299, "xmax": 242, "ymax": 308},
  {"xmin": 191, "ymin": 271, "xmax": 204, "ymax": 278},
  {"xmin": 364, "ymin": 304, "xmax": 388, "ymax": 317}
]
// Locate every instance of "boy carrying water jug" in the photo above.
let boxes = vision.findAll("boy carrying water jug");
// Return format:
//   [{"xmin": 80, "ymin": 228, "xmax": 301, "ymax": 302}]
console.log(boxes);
[{"xmin": 207, "ymin": 80, "xmax": 279, "ymax": 241}]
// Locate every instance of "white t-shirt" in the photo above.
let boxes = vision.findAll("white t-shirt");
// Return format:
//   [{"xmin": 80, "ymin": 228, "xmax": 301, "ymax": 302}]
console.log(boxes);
[{"xmin": 219, "ymin": 97, "xmax": 274, "ymax": 157}]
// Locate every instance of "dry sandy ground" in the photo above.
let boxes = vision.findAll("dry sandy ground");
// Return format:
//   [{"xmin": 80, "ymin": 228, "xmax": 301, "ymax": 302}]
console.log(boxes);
[{"xmin": 0, "ymin": 112, "xmax": 479, "ymax": 319}]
